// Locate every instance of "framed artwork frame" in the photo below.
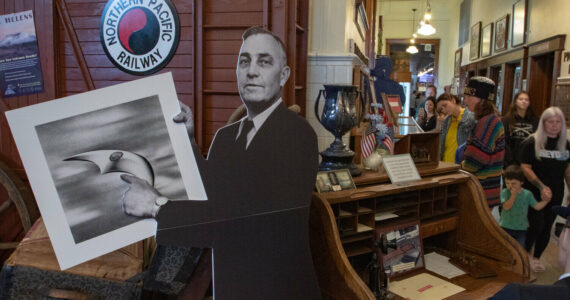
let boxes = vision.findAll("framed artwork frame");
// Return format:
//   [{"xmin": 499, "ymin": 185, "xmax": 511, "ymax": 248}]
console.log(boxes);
[
  {"xmin": 380, "ymin": 93, "xmax": 402, "ymax": 124},
  {"xmin": 315, "ymin": 169, "xmax": 356, "ymax": 193},
  {"xmin": 355, "ymin": 2, "xmax": 369, "ymax": 40},
  {"xmin": 481, "ymin": 23, "xmax": 493, "ymax": 57},
  {"xmin": 377, "ymin": 221, "xmax": 425, "ymax": 278},
  {"xmin": 512, "ymin": 0, "xmax": 527, "ymax": 47},
  {"xmin": 470, "ymin": 22, "xmax": 481, "ymax": 61},
  {"xmin": 454, "ymin": 48, "xmax": 462, "ymax": 77},
  {"xmin": 494, "ymin": 14, "xmax": 509, "ymax": 52},
  {"xmin": 5, "ymin": 73, "xmax": 207, "ymax": 269}
]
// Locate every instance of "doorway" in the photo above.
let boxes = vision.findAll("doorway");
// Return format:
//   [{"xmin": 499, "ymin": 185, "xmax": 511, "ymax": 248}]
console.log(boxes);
[
  {"xmin": 502, "ymin": 63, "xmax": 521, "ymax": 114},
  {"xmin": 528, "ymin": 53, "xmax": 555, "ymax": 116},
  {"xmin": 386, "ymin": 39, "xmax": 440, "ymax": 116}
]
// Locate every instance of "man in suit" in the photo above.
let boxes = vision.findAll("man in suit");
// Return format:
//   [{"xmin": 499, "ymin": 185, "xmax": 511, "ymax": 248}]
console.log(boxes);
[
  {"xmin": 121, "ymin": 27, "xmax": 321, "ymax": 299},
  {"xmin": 488, "ymin": 205, "xmax": 570, "ymax": 299}
]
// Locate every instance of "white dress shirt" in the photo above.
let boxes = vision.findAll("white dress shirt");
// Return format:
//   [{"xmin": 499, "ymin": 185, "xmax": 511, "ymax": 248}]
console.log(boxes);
[{"xmin": 236, "ymin": 98, "xmax": 283, "ymax": 149}]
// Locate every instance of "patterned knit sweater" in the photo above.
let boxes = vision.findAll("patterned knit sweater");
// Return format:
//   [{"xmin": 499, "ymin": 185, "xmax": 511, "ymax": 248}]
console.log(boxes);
[{"xmin": 461, "ymin": 114, "xmax": 505, "ymax": 207}]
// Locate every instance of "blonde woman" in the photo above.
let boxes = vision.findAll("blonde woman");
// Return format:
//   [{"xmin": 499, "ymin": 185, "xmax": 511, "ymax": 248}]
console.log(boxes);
[{"xmin": 519, "ymin": 106, "xmax": 570, "ymax": 272}]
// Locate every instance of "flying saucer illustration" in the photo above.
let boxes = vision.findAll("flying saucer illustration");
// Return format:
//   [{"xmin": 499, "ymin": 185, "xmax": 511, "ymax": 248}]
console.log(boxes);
[{"xmin": 64, "ymin": 150, "xmax": 155, "ymax": 185}]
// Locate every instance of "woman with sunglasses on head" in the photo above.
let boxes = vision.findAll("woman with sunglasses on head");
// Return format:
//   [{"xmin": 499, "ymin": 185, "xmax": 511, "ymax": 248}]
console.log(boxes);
[{"xmin": 502, "ymin": 92, "xmax": 539, "ymax": 167}]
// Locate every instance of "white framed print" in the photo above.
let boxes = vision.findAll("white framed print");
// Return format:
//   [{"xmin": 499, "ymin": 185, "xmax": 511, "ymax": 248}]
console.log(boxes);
[{"xmin": 6, "ymin": 72, "xmax": 206, "ymax": 269}]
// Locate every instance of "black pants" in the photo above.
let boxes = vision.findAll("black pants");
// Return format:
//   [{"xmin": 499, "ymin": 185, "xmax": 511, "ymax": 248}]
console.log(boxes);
[{"xmin": 525, "ymin": 201, "xmax": 557, "ymax": 258}]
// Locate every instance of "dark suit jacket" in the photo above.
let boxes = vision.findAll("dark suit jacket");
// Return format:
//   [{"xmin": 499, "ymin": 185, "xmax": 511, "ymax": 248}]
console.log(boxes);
[
  {"xmin": 155, "ymin": 104, "xmax": 321, "ymax": 299},
  {"xmin": 488, "ymin": 277, "xmax": 570, "ymax": 300}
]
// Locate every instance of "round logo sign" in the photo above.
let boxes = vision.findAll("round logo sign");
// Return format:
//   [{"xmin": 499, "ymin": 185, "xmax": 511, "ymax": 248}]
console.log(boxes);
[{"xmin": 100, "ymin": 0, "xmax": 180, "ymax": 75}]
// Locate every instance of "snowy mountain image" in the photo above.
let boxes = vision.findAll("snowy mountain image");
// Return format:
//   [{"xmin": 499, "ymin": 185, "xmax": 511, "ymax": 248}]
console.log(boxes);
[{"xmin": 0, "ymin": 32, "xmax": 36, "ymax": 48}]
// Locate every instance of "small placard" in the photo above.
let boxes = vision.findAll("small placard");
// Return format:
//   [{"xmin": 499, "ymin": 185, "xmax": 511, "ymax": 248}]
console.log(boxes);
[
  {"xmin": 315, "ymin": 169, "xmax": 356, "ymax": 193},
  {"xmin": 382, "ymin": 154, "xmax": 421, "ymax": 185}
]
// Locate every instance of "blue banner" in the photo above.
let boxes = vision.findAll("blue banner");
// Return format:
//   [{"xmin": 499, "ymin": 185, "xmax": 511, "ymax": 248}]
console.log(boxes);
[{"xmin": 0, "ymin": 10, "xmax": 44, "ymax": 98}]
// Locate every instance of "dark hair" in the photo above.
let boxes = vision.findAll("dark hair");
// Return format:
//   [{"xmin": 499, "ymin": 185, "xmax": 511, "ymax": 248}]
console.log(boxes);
[
  {"xmin": 504, "ymin": 165, "xmax": 525, "ymax": 182},
  {"xmin": 425, "ymin": 96, "xmax": 436, "ymax": 114},
  {"xmin": 436, "ymin": 93, "xmax": 459, "ymax": 105},
  {"xmin": 242, "ymin": 26, "xmax": 287, "ymax": 65},
  {"xmin": 504, "ymin": 91, "xmax": 535, "ymax": 127},
  {"xmin": 473, "ymin": 99, "xmax": 498, "ymax": 120}
]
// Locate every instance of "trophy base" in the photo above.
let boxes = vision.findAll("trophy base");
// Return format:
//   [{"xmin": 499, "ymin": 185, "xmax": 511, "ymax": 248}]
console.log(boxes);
[{"xmin": 319, "ymin": 150, "xmax": 361, "ymax": 177}]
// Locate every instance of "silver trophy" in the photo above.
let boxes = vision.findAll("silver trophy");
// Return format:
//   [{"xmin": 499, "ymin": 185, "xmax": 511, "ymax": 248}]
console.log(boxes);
[{"xmin": 315, "ymin": 84, "xmax": 364, "ymax": 176}]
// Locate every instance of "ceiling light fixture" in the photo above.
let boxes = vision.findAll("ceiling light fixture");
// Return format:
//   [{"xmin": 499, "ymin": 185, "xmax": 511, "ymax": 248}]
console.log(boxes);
[
  {"xmin": 406, "ymin": 9, "xmax": 419, "ymax": 54},
  {"xmin": 418, "ymin": 0, "xmax": 436, "ymax": 36}
]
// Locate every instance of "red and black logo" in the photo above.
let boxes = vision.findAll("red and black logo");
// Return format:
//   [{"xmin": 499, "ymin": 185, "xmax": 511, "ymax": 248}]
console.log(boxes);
[{"xmin": 100, "ymin": 0, "xmax": 179, "ymax": 75}]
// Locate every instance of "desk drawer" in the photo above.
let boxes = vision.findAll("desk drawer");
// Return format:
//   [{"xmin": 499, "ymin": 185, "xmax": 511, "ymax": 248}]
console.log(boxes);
[{"xmin": 421, "ymin": 216, "xmax": 458, "ymax": 238}]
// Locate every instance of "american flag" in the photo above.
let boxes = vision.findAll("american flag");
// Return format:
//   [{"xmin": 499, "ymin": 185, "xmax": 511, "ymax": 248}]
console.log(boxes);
[
  {"xmin": 381, "ymin": 136, "xmax": 394, "ymax": 155},
  {"xmin": 361, "ymin": 124, "xmax": 376, "ymax": 159}
]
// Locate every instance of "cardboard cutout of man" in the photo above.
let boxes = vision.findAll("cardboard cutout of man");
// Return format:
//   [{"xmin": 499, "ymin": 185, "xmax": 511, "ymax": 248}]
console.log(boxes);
[
  {"xmin": 488, "ymin": 205, "xmax": 570, "ymax": 299},
  {"xmin": 121, "ymin": 27, "xmax": 321, "ymax": 299}
]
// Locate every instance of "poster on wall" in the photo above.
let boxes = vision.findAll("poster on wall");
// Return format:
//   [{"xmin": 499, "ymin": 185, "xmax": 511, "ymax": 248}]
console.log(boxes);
[
  {"xmin": 0, "ymin": 10, "xmax": 44, "ymax": 98},
  {"xmin": 6, "ymin": 73, "xmax": 207, "ymax": 269}
]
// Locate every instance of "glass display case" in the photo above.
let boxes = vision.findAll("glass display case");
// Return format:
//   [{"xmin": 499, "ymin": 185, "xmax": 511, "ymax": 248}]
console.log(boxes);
[{"xmin": 396, "ymin": 116, "xmax": 424, "ymax": 137}]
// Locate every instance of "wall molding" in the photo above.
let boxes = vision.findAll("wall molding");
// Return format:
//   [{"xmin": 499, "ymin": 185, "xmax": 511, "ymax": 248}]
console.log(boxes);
[{"xmin": 308, "ymin": 53, "xmax": 367, "ymax": 69}]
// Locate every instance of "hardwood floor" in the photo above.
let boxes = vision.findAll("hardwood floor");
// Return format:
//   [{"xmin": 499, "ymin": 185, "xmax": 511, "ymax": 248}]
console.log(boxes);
[{"xmin": 532, "ymin": 237, "xmax": 564, "ymax": 285}]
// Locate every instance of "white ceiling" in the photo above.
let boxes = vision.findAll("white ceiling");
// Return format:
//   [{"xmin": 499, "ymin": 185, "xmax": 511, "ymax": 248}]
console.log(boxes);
[{"xmin": 377, "ymin": 0, "xmax": 460, "ymax": 21}]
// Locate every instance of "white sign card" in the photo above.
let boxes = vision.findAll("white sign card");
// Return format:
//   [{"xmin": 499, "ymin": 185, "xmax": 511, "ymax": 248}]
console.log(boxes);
[
  {"xmin": 382, "ymin": 154, "xmax": 421, "ymax": 185},
  {"xmin": 6, "ymin": 72, "xmax": 206, "ymax": 269}
]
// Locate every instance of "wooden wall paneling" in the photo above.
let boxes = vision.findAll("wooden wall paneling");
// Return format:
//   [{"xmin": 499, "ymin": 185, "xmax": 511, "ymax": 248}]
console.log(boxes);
[
  {"xmin": 0, "ymin": 0, "xmax": 56, "ymax": 168},
  {"xmin": 198, "ymin": 0, "xmax": 269, "ymax": 153},
  {"xmin": 271, "ymin": 0, "xmax": 290, "ymax": 107},
  {"xmin": 0, "ymin": 0, "xmax": 55, "ymax": 261},
  {"xmin": 502, "ymin": 63, "xmax": 516, "ymax": 113},
  {"xmin": 294, "ymin": 0, "xmax": 309, "ymax": 115},
  {"xmin": 55, "ymin": 0, "xmax": 196, "ymax": 135},
  {"xmin": 55, "ymin": 0, "xmax": 95, "ymax": 91},
  {"xmin": 528, "ymin": 53, "xmax": 555, "ymax": 115},
  {"xmin": 552, "ymin": 49, "xmax": 563, "ymax": 109},
  {"xmin": 194, "ymin": 0, "xmax": 308, "ymax": 154}
]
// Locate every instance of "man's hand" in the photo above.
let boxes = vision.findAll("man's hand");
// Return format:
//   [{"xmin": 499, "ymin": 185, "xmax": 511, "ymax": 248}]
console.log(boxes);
[
  {"xmin": 173, "ymin": 101, "xmax": 195, "ymax": 138},
  {"xmin": 121, "ymin": 174, "xmax": 161, "ymax": 218}
]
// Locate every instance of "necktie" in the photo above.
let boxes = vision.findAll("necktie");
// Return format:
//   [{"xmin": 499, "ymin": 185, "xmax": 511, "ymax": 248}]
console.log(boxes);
[{"xmin": 237, "ymin": 119, "xmax": 254, "ymax": 150}]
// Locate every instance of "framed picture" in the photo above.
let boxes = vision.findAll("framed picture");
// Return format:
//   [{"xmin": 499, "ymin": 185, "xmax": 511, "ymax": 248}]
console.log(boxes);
[
  {"xmin": 454, "ymin": 49, "xmax": 462, "ymax": 77},
  {"xmin": 315, "ymin": 169, "xmax": 356, "ymax": 193},
  {"xmin": 512, "ymin": 0, "xmax": 527, "ymax": 47},
  {"xmin": 481, "ymin": 23, "xmax": 493, "ymax": 57},
  {"xmin": 380, "ymin": 93, "xmax": 402, "ymax": 124},
  {"xmin": 5, "ymin": 73, "xmax": 207, "ymax": 269},
  {"xmin": 355, "ymin": 2, "xmax": 369, "ymax": 40},
  {"xmin": 377, "ymin": 221, "xmax": 425, "ymax": 278},
  {"xmin": 494, "ymin": 14, "xmax": 509, "ymax": 52},
  {"xmin": 470, "ymin": 22, "xmax": 481, "ymax": 60}
]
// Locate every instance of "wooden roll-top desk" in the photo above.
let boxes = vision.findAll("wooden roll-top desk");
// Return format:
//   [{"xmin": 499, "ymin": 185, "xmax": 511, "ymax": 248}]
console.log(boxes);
[{"xmin": 309, "ymin": 162, "xmax": 530, "ymax": 299}]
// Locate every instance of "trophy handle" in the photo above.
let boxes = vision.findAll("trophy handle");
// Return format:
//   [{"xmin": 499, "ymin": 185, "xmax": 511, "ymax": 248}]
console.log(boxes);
[{"xmin": 314, "ymin": 89, "xmax": 324, "ymax": 123}]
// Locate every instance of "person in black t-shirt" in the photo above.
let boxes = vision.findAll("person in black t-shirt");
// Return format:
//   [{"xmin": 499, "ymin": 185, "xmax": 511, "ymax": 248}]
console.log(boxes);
[
  {"xmin": 519, "ymin": 106, "xmax": 570, "ymax": 273},
  {"xmin": 502, "ymin": 91, "xmax": 539, "ymax": 167}
]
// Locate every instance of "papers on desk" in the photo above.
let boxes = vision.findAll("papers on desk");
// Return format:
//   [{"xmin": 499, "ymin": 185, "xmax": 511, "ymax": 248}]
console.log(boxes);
[
  {"xmin": 389, "ymin": 273, "xmax": 465, "ymax": 300},
  {"xmin": 375, "ymin": 211, "xmax": 399, "ymax": 221},
  {"xmin": 424, "ymin": 252, "xmax": 466, "ymax": 279}
]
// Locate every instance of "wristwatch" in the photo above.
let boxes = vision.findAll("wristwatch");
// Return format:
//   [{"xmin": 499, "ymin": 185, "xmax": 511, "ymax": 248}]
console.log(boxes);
[{"xmin": 151, "ymin": 196, "xmax": 168, "ymax": 217}]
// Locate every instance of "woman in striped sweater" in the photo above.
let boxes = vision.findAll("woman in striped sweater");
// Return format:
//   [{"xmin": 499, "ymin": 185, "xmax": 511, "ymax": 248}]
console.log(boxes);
[{"xmin": 461, "ymin": 77, "xmax": 505, "ymax": 208}]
